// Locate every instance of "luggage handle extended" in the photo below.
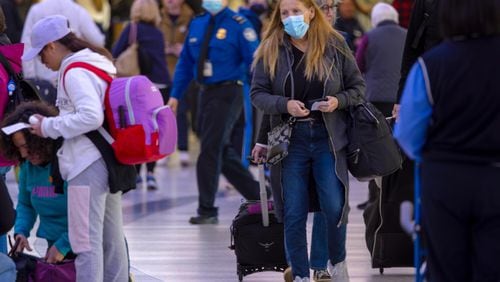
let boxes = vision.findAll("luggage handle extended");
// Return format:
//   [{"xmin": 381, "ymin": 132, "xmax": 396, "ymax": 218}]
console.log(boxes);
[{"xmin": 257, "ymin": 163, "xmax": 269, "ymax": 227}]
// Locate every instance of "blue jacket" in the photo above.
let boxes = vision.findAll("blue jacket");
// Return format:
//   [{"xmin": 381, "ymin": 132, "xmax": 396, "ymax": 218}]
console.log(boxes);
[
  {"xmin": 394, "ymin": 62, "xmax": 432, "ymax": 162},
  {"xmin": 14, "ymin": 161, "xmax": 71, "ymax": 256},
  {"xmin": 238, "ymin": 8, "xmax": 262, "ymax": 38},
  {"xmin": 170, "ymin": 8, "xmax": 259, "ymax": 100},
  {"xmin": 395, "ymin": 36, "xmax": 500, "ymax": 164}
]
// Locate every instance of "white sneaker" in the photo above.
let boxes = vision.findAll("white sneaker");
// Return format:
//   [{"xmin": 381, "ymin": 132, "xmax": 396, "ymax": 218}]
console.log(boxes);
[
  {"xmin": 179, "ymin": 151, "xmax": 190, "ymax": 167},
  {"xmin": 327, "ymin": 260, "xmax": 349, "ymax": 282},
  {"xmin": 293, "ymin": 277, "xmax": 310, "ymax": 282}
]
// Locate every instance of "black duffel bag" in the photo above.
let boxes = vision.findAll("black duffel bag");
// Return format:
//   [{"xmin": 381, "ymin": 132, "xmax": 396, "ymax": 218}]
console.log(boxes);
[{"xmin": 346, "ymin": 100, "xmax": 402, "ymax": 180}]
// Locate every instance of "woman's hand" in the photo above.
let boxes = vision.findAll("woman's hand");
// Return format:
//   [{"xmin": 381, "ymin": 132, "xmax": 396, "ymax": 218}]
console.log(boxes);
[
  {"xmin": 14, "ymin": 234, "xmax": 32, "ymax": 253},
  {"xmin": 392, "ymin": 104, "xmax": 400, "ymax": 121},
  {"xmin": 287, "ymin": 100, "xmax": 310, "ymax": 117},
  {"xmin": 167, "ymin": 97, "xmax": 179, "ymax": 115},
  {"xmin": 317, "ymin": 96, "xmax": 339, "ymax": 112},
  {"xmin": 28, "ymin": 114, "xmax": 45, "ymax": 137},
  {"xmin": 45, "ymin": 245, "xmax": 64, "ymax": 263},
  {"xmin": 251, "ymin": 144, "xmax": 268, "ymax": 164}
]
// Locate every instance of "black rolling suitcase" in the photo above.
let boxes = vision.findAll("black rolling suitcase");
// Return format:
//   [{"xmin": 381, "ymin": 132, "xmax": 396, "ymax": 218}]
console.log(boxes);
[
  {"xmin": 363, "ymin": 156, "xmax": 414, "ymax": 273},
  {"xmin": 229, "ymin": 164, "xmax": 288, "ymax": 281}
]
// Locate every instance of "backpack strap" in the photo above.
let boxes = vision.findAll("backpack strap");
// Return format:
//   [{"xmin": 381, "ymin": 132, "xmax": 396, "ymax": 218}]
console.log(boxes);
[
  {"xmin": 0, "ymin": 52, "xmax": 17, "ymax": 79},
  {"xmin": 63, "ymin": 62, "xmax": 113, "ymax": 85},
  {"xmin": 62, "ymin": 62, "xmax": 117, "ymax": 136}
]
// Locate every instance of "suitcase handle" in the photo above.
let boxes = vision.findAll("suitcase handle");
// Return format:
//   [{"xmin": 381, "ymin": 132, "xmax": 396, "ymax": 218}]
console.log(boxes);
[{"xmin": 258, "ymin": 163, "xmax": 269, "ymax": 227}]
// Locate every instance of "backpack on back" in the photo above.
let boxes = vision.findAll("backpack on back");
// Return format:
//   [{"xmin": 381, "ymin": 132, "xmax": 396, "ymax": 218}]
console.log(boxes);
[{"xmin": 63, "ymin": 62, "xmax": 177, "ymax": 165}]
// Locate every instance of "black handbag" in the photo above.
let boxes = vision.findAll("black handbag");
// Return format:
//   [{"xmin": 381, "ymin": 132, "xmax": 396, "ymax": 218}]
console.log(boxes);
[
  {"xmin": 334, "ymin": 49, "xmax": 402, "ymax": 180},
  {"xmin": 266, "ymin": 117, "xmax": 295, "ymax": 166},
  {"xmin": 346, "ymin": 100, "xmax": 402, "ymax": 180},
  {"xmin": 8, "ymin": 236, "xmax": 37, "ymax": 282}
]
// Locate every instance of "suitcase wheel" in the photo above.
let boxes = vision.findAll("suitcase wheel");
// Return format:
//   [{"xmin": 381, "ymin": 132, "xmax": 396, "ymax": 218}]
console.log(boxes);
[{"xmin": 379, "ymin": 267, "xmax": 384, "ymax": 274}]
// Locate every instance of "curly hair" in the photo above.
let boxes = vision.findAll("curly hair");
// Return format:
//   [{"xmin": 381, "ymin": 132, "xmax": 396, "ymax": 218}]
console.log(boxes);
[{"xmin": 0, "ymin": 101, "xmax": 59, "ymax": 162}]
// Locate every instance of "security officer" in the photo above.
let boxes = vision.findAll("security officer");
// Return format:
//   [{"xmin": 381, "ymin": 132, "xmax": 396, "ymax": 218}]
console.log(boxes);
[{"xmin": 168, "ymin": 0, "xmax": 261, "ymax": 224}]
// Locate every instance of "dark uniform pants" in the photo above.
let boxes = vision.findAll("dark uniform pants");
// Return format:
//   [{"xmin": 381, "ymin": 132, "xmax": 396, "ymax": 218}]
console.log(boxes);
[
  {"xmin": 421, "ymin": 161, "xmax": 500, "ymax": 282},
  {"xmin": 196, "ymin": 83, "xmax": 259, "ymax": 216}
]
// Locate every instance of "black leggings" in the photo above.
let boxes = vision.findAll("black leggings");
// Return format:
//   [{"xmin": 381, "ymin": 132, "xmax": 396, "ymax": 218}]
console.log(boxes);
[{"xmin": 135, "ymin": 162, "xmax": 156, "ymax": 174}]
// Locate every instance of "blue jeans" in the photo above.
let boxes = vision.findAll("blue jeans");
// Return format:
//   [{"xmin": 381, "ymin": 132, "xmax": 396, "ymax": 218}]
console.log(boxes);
[
  {"xmin": 282, "ymin": 121, "xmax": 346, "ymax": 278},
  {"xmin": 310, "ymin": 212, "xmax": 328, "ymax": 270},
  {"xmin": 284, "ymin": 212, "xmax": 331, "ymax": 271}
]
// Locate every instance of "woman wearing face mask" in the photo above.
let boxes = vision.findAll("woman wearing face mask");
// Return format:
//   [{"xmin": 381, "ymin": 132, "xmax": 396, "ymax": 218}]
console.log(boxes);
[{"xmin": 250, "ymin": 0, "xmax": 365, "ymax": 281}]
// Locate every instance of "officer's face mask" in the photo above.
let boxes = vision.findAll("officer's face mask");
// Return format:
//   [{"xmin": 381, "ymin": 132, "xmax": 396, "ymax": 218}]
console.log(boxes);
[
  {"xmin": 250, "ymin": 3, "xmax": 267, "ymax": 15},
  {"xmin": 282, "ymin": 14, "xmax": 309, "ymax": 39},
  {"xmin": 203, "ymin": 0, "xmax": 224, "ymax": 14}
]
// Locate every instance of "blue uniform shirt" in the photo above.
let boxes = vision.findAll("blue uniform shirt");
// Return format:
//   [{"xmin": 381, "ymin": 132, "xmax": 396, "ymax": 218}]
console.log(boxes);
[
  {"xmin": 394, "ymin": 59, "xmax": 433, "ymax": 162},
  {"xmin": 170, "ymin": 8, "xmax": 259, "ymax": 100}
]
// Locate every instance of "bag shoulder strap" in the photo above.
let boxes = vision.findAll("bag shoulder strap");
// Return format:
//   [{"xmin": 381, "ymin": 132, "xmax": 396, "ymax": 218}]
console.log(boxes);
[
  {"xmin": 197, "ymin": 16, "xmax": 215, "ymax": 84},
  {"xmin": 63, "ymin": 62, "xmax": 113, "ymax": 85},
  {"xmin": 0, "ymin": 52, "xmax": 17, "ymax": 79},
  {"xmin": 62, "ymin": 62, "xmax": 116, "ymax": 135},
  {"xmin": 128, "ymin": 23, "xmax": 137, "ymax": 45}
]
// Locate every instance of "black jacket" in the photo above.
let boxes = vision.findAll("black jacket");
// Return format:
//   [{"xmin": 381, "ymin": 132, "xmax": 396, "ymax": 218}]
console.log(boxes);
[
  {"xmin": 397, "ymin": 0, "xmax": 441, "ymax": 101},
  {"xmin": 0, "ymin": 179, "xmax": 15, "ymax": 235}
]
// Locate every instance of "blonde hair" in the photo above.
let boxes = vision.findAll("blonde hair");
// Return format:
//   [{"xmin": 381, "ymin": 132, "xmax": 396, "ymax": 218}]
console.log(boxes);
[
  {"xmin": 130, "ymin": 0, "xmax": 162, "ymax": 26},
  {"xmin": 253, "ymin": 0, "xmax": 345, "ymax": 81}
]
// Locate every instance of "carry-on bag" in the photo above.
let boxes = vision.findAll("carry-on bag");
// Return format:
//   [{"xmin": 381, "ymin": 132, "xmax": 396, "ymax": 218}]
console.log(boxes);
[
  {"xmin": 229, "ymin": 163, "xmax": 288, "ymax": 281},
  {"xmin": 363, "ymin": 156, "xmax": 414, "ymax": 273}
]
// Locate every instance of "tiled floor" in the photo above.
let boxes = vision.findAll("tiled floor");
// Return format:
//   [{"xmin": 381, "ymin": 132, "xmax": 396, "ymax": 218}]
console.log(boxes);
[{"xmin": 5, "ymin": 153, "xmax": 416, "ymax": 282}]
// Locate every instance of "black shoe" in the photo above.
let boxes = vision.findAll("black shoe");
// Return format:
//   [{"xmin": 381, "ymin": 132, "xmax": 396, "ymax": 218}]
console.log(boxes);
[
  {"xmin": 357, "ymin": 200, "xmax": 369, "ymax": 210},
  {"xmin": 189, "ymin": 215, "xmax": 218, "ymax": 224}
]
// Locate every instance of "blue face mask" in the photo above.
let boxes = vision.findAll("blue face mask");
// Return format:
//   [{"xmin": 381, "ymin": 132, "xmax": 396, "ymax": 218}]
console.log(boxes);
[
  {"xmin": 202, "ymin": 0, "xmax": 224, "ymax": 14},
  {"xmin": 282, "ymin": 15, "xmax": 309, "ymax": 39}
]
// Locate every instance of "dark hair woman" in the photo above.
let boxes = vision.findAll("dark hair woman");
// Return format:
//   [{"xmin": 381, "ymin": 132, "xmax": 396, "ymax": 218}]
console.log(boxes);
[{"xmin": 0, "ymin": 101, "xmax": 76, "ymax": 264}]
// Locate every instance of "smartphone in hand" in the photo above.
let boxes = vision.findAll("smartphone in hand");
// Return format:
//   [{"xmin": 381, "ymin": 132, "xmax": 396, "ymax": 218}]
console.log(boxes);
[{"xmin": 307, "ymin": 97, "xmax": 328, "ymax": 111}]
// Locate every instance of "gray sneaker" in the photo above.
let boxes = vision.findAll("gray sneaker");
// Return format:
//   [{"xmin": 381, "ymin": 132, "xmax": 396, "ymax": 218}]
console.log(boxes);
[
  {"xmin": 189, "ymin": 215, "xmax": 218, "ymax": 224},
  {"xmin": 146, "ymin": 175, "xmax": 158, "ymax": 190},
  {"xmin": 313, "ymin": 269, "xmax": 331, "ymax": 282}
]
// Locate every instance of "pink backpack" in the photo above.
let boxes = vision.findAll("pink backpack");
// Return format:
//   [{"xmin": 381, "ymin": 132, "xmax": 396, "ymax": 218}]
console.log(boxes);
[{"xmin": 63, "ymin": 62, "xmax": 177, "ymax": 165}]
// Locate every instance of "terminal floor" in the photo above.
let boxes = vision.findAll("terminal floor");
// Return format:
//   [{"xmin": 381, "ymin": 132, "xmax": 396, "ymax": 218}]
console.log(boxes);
[{"xmin": 6, "ymin": 155, "xmax": 415, "ymax": 282}]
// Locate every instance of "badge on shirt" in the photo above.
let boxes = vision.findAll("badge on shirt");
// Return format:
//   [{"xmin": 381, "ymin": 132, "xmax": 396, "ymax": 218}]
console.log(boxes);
[
  {"xmin": 216, "ymin": 28, "xmax": 227, "ymax": 40},
  {"xmin": 243, "ymin": 28, "xmax": 257, "ymax": 42},
  {"xmin": 203, "ymin": 60, "xmax": 213, "ymax": 77},
  {"xmin": 189, "ymin": 37, "xmax": 198, "ymax": 43}
]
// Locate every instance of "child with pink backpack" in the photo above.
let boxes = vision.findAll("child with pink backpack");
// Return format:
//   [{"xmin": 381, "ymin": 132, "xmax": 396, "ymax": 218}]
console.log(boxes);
[{"xmin": 24, "ymin": 15, "xmax": 130, "ymax": 282}]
